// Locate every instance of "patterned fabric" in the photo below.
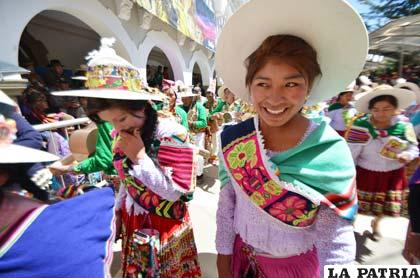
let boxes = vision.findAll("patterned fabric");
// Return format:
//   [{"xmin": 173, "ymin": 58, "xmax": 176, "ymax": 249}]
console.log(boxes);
[
  {"xmin": 221, "ymin": 130, "xmax": 319, "ymax": 227},
  {"xmin": 346, "ymin": 115, "xmax": 418, "ymax": 145},
  {"xmin": 157, "ymin": 138, "xmax": 197, "ymax": 193},
  {"xmin": 112, "ymin": 133, "xmax": 196, "ymax": 220},
  {"xmin": 121, "ymin": 207, "xmax": 201, "ymax": 278},
  {"xmin": 345, "ymin": 125, "xmax": 372, "ymax": 144},
  {"xmin": 0, "ymin": 188, "xmax": 115, "ymax": 277},
  {"xmin": 86, "ymin": 64, "xmax": 143, "ymax": 92},
  {"xmin": 221, "ymin": 117, "xmax": 358, "ymax": 221},
  {"xmin": 125, "ymin": 219, "xmax": 160, "ymax": 277},
  {"xmin": 356, "ymin": 166, "xmax": 408, "ymax": 216}
]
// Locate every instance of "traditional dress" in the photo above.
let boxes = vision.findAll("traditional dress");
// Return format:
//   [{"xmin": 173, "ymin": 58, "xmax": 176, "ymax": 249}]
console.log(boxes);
[
  {"xmin": 326, "ymin": 102, "xmax": 357, "ymax": 136},
  {"xmin": 346, "ymin": 115, "xmax": 419, "ymax": 216},
  {"xmin": 113, "ymin": 118, "xmax": 201, "ymax": 278},
  {"xmin": 179, "ymin": 102, "xmax": 207, "ymax": 176},
  {"xmin": 0, "ymin": 188, "xmax": 115, "ymax": 277},
  {"xmin": 217, "ymin": 116, "xmax": 358, "ymax": 277}
]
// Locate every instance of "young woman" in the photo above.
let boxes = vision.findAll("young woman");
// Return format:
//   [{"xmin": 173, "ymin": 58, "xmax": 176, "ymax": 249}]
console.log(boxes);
[
  {"xmin": 214, "ymin": 0, "xmax": 368, "ymax": 277},
  {"xmin": 326, "ymin": 89, "xmax": 357, "ymax": 136},
  {"xmin": 53, "ymin": 38, "xmax": 201, "ymax": 277},
  {"xmin": 347, "ymin": 85, "xmax": 418, "ymax": 237}
]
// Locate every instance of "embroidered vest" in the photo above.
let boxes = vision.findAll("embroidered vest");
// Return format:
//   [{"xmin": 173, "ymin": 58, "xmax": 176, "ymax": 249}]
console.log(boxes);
[
  {"xmin": 346, "ymin": 115, "xmax": 417, "ymax": 145},
  {"xmin": 112, "ymin": 136, "xmax": 195, "ymax": 221},
  {"xmin": 221, "ymin": 119, "xmax": 320, "ymax": 227}
]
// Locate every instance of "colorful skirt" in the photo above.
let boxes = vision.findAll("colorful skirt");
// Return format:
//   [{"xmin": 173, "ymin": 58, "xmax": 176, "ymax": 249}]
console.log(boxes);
[
  {"xmin": 120, "ymin": 205, "xmax": 201, "ymax": 278},
  {"xmin": 356, "ymin": 166, "xmax": 408, "ymax": 216},
  {"xmin": 232, "ymin": 235, "xmax": 319, "ymax": 278}
]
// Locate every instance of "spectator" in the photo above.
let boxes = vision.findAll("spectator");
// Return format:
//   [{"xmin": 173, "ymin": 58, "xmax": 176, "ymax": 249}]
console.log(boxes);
[
  {"xmin": 1, "ymin": 112, "xmax": 53, "ymax": 201},
  {"xmin": 152, "ymin": 65, "xmax": 163, "ymax": 88}
]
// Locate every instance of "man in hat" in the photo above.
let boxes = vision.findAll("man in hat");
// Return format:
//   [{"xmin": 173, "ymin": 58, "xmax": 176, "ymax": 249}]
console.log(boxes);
[{"xmin": 44, "ymin": 59, "xmax": 70, "ymax": 90}]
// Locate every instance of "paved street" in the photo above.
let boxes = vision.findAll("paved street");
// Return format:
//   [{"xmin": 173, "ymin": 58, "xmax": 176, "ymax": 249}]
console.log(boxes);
[{"xmin": 111, "ymin": 164, "xmax": 410, "ymax": 277}]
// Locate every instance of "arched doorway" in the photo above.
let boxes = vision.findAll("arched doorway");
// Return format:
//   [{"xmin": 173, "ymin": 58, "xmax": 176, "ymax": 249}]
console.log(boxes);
[
  {"xmin": 146, "ymin": 47, "xmax": 174, "ymax": 88},
  {"xmin": 192, "ymin": 63, "xmax": 203, "ymax": 87},
  {"xmin": 19, "ymin": 10, "xmax": 100, "ymax": 73}
]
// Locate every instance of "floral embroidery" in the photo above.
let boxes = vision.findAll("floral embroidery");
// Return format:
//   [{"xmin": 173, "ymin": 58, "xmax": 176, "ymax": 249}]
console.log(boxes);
[
  {"xmin": 269, "ymin": 196, "xmax": 306, "ymax": 222},
  {"xmin": 227, "ymin": 141, "xmax": 257, "ymax": 169},
  {"xmin": 138, "ymin": 190, "xmax": 160, "ymax": 209},
  {"xmin": 292, "ymin": 206, "xmax": 319, "ymax": 226},
  {"xmin": 250, "ymin": 192, "xmax": 266, "ymax": 206},
  {"xmin": 223, "ymin": 132, "xmax": 319, "ymax": 227},
  {"xmin": 263, "ymin": 180, "xmax": 283, "ymax": 196}
]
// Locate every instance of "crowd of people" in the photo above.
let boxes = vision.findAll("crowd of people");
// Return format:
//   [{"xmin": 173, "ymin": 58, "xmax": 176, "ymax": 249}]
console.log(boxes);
[{"xmin": 0, "ymin": 0, "xmax": 419, "ymax": 277}]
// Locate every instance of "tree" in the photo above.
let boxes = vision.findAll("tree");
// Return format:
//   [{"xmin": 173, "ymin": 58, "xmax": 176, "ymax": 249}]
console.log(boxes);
[{"xmin": 358, "ymin": 0, "xmax": 420, "ymax": 30}]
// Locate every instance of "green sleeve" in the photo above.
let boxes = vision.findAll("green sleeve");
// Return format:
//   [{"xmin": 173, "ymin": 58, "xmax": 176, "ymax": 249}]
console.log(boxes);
[
  {"xmin": 194, "ymin": 103, "xmax": 208, "ymax": 129},
  {"xmin": 210, "ymin": 99, "xmax": 226, "ymax": 115},
  {"xmin": 218, "ymin": 158, "xmax": 231, "ymax": 188},
  {"xmin": 74, "ymin": 122, "xmax": 116, "ymax": 175},
  {"xmin": 175, "ymin": 106, "xmax": 189, "ymax": 130},
  {"xmin": 151, "ymin": 102, "xmax": 164, "ymax": 111}
]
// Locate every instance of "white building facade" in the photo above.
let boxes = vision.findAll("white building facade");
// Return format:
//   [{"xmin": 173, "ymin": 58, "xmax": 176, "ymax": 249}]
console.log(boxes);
[{"xmin": 0, "ymin": 0, "xmax": 223, "ymax": 88}]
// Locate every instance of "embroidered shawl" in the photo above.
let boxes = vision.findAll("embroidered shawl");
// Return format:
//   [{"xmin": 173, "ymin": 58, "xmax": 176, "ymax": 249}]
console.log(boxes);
[{"xmin": 220, "ymin": 117, "xmax": 358, "ymax": 221}]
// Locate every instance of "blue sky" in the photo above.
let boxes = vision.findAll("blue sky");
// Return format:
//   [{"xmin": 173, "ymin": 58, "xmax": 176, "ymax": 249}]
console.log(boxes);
[{"xmin": 346, "ymin": 0, "xmax": 390, "ymax": 30}]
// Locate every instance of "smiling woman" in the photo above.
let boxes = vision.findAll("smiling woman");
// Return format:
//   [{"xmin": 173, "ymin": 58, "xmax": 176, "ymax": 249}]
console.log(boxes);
[{"xmin": 214, "ymin": 0, "xmax": 368, "ymax": 277}]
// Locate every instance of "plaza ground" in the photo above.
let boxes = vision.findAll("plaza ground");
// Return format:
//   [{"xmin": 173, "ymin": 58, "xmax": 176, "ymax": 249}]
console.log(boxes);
[{"xmin": 111, "ymin": 165, "xmax": 409, "ymax": 277}]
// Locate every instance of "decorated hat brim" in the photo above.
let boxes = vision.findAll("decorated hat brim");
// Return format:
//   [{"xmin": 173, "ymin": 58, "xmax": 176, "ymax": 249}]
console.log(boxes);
[
  {"xmin": 355, "ymin": 88, "xmax": 416, "ymax": 114},
  {"xmin": 215, "ymin": 0, "xmax": 368, "ymax": 105},
  {"xmin": 0, "ymin": 145, "xmax": 59, "ymax": 163},
  {"xmin": 52, "ymin": 89, "xmax": 163, "ymax": 101}
]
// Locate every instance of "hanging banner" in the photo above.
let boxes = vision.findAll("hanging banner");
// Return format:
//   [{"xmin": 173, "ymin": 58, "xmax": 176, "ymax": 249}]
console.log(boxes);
[{"xmin": 136, "ymin": 0, "xmax": 217, "ymax": 51}]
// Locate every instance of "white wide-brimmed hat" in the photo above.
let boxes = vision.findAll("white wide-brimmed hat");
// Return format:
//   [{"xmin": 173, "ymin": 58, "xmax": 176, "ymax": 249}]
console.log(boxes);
[
  {"xmin": 217, "ymin": 85, "xmax": 228, "ymax": 101},
  {"xmin": 215, "ymin": 0, "xmax": 368, "ymax": 105},
  {"xmin": 353, "ymin": 85, "xmax": 373, "ymax": 101},
  {"xmin": 0, "ymin": 115, "xmax": 59, "ymax": 163},
  {"xmin": 178, "ymin": 86, "xmax": 199, "ymax": 98},
  {"xmin": 355, "ymin": 85, "xmax": 416, "ymax": 114},
  {"xmin": 53, "ymin": 38, "xmax": 162, "ymax": 101},
  {"xmin": 394, "ymin": 82, "xmax": 420, "ymax": 104},
  {"xmin": 0, "ymin": 89, "xmax": 16, "ymax": 107}
]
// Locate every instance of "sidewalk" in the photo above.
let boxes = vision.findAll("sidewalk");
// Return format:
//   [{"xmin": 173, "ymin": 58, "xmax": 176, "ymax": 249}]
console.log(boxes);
[{"xmin": 111, "ymin": 165, "xmax": 410, "ymax": 277}]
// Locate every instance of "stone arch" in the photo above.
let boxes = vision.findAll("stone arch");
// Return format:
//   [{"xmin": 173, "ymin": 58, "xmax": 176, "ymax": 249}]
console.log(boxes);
[
  {"xmin": 138, "ymin": 30, "xmax": 186, "ymax": 83},
  {"xmin": 0, "ymin": 0, "xmax": 137, "ymax": 65},
  {"xmin": 188, "ymin": 51, "xmax": 212, "ymax": 86}
]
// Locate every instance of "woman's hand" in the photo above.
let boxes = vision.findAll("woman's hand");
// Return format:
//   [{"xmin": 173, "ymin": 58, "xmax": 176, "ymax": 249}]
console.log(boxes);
[
  {"xmin": 217, "ymin": 254, "xmax": 233, "ymax": 278},
  {"xmin": 119, "ymin": 128, "xmax": 146, "ymax": 164},
  {"xmin": 49, "ymin": 161, "xmax": 73, "ymax": 176}
]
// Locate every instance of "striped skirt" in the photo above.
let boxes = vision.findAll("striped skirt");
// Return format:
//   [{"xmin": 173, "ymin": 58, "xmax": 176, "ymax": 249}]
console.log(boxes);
[{"xmin": 356, "ymin": 166, "xmax": 408, "ymax": 216}]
